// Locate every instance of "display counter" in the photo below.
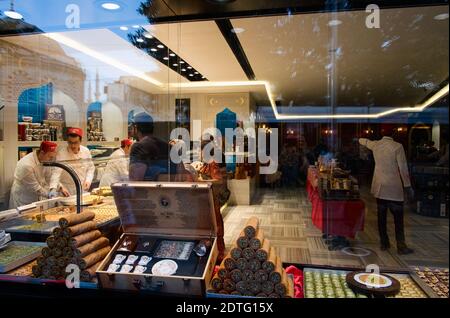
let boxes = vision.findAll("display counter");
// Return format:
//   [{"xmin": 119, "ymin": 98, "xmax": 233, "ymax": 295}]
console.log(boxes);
[
  {"xmin": 227, "ymin": 176, "xmax": 257, "ymax": 205},
  {"xmin": 307, "ymin": 166, "xmax": 365, "ymax": 248}
]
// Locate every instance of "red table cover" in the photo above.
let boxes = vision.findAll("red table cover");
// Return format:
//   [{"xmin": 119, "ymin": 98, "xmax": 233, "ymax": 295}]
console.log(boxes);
[{"xmin": 307, "ymin": 168, "xmax": 365, "ymax": 239}]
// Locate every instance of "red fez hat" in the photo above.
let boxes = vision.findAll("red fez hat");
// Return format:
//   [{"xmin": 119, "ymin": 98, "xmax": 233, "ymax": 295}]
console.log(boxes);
[
  {"xmin": 67, "ymin": 127, "xmax": 83, "ymax": 138},
  {"xmin": 121, "ymin": 139, "xmax": 133, "ymax": 148},
  {"xmin": 40, "ymin": 141, "xmax": 57, "ymax": 153}
]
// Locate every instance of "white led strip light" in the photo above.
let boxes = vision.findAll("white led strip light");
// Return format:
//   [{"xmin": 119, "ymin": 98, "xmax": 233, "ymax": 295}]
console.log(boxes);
[
  {"xmin": 47, "ymin": 33, "xmax": 448, "ymax": 120},
  {"xmin": 44, "ymin": 33, "xmax": 163, "ymax": 87}
]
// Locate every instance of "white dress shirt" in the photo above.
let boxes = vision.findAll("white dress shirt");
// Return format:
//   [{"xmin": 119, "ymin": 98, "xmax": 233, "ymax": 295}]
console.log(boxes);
[
  {"xmin": 9, "ymin": 151, "xmax": 52, "ymax": 208},
  {"xmin": 99, "ymin": 148, "xmax": 129, "ymax": 187},
  {"xmin": 359, "ymin": 136, "xmax": 411, "ymax": 202},
  {"xmin": 50, "ymin": 145, "xmax": 95, "ymax": 195}
]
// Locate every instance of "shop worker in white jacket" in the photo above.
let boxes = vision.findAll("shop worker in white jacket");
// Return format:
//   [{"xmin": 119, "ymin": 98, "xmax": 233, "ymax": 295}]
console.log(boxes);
[
  {"xmin": 9, "ymin": 141, "xmax": 58, "ymax": 209},
  {"xmin": 49, "ymin": 127, "xmax": 95, "ymax": 197},
  {"xmin": 359, "ymin": 126, "xmax": 414, "ymax": 255},
  {"xmin": 99, "ymin": 139, "xmax": 133, "ymax": 187}
]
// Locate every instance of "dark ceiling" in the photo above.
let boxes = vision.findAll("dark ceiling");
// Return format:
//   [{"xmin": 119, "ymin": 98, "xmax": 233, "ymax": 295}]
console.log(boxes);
[{"xmin": 140, "ymin": 0, "xmax": 449, "ymax": 23}]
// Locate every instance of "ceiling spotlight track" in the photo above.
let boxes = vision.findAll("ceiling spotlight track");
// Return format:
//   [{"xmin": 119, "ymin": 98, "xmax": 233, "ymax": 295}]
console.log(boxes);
[
  {"xmin": 128, "ymin": 28, "xmax": 207, "ymax": 82},
  {"xmin": 216, "ymin": 19, "xmax": 255, "ymax": 80}
]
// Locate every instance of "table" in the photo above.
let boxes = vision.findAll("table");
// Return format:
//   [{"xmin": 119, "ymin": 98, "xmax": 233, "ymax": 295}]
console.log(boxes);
[{"xmin": 307, "ymin": 167, "xmax": 365, "ymax": 239}]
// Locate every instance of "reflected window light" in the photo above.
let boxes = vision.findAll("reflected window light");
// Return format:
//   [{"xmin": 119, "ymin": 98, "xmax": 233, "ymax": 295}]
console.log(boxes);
[
  {"xmin": 328, "ymin": 20, "xmax": 342, "ymax": 27},
  {"xmin": 434, "ymin": 13, "xmax": 449, "ymax": 20},
  {"xmin": 101, "ymin": 2, "xmax": 121, "ymax": 10}
]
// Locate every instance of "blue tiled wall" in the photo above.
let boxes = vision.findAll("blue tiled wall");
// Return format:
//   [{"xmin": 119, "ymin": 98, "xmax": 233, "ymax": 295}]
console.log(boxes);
[
  {"xmin": 87, "ymin": 101, "xmax": 102, "ymax": 117},
  {"xmin": 18, "ymin": 83, "xmax": 53, "ymax": 123}
]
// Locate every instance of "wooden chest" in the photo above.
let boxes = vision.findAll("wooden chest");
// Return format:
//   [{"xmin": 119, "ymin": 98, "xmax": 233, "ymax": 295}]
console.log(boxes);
[{"xmin": 96, "ymin": 182, "xmax": 218, "ymax": 296}]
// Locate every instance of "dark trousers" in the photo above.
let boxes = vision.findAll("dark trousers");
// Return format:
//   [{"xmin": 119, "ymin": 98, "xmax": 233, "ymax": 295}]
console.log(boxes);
[{"xmin": 376, "ymin": 199, "xmax": 407, "ymax": 249}]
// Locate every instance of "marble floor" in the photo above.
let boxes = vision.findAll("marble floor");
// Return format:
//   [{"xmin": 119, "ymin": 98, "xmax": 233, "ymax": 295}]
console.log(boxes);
[{"xmin": 222, "ymin": 187, "xmax": 449, "ymax": 271}]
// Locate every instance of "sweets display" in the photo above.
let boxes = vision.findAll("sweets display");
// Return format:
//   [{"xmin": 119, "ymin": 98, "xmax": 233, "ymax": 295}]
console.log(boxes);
[
  {"xmin": 208, "ymin": 217, "xmax": 294, "ymax": 298},
  {"xmin": 0, "ymin": 242, "xmax": 43, "ymax": 273},
  {"xmin": 153, "ymin": 241, "xmax": 195, "ymax": 261},
  {"xmin": 414, "ymin": 267, "xmax": 449, "ymax": 298},
  {"xmin": 59, "ymin": 195, "xmax": 103, "ymax": 206},
  {"xmin": 304, "ymin": 269, "xmax": 367, "ymax": 298},
  {"xmin": 91, "ymin": 187, "xmax": 113, "ymax": 197},
  {"xmin": 32, "ymin": 212, "xmax": 110, "ymax": 281},
  {"xmin": 387, "ymin": 276, "xmax": 427, "ymax": 298}
]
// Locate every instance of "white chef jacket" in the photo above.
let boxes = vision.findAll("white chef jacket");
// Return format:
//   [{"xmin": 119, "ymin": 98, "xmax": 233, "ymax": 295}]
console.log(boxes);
[
  {"xmin": 359, "ymin": 137, "xmax": 411, "ymax": 202},
  {"xmin": 99, "ymin": 148, "xmax": 129, "ymax": 187},
  {"xmin": 49, "ymin": 145, "xmax": 95, "ymax": 195},
  {"xmin": 9, "ymin": 151, "xmax": 52, "ymax": 208}
]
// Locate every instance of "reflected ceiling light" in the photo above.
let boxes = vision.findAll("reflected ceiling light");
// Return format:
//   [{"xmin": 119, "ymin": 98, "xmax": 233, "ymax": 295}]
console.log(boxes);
[
  {"xmin": 157, "ymin": 44, "xmax": 164, "ymax": 49},
  {"xmin": 169, "ymin": 53, "xmax": 176, "ymax": 57},
  {"xmin": 328, "ymin": 20, "xmax": 342, "ymax": 26},
  {"xmin": 173, "ymin": 63, "xmax": 178, "ymax": 67},
  {"xmin": 132, "ymin": 25, "xmax": 140, "ymax": 28},
  {"xmin": 169, "ymin": 81, "xmax": 448, "ymax": 120},
  {"xmin": 4, "ymin": 0, "xmax": 23, "ymax": 19},
  {"xmin": 187, "ymin": 66, "xmax": 193, "ymax": 69},
  {"xmin": 180, "ymin": 61, "xmax": 185, "ymax": 64},
  {"xmin": 181, "ymin": 68, "xmax": 186, "ymax": 72},
  {"xmin": 44, "ymin": 32, "xmax": 162, "ymax": 87},
  {"xmin": 231, "ymin": 27, "xmax": 245, "ymax": 34},
  {"xmin": 434, "ymin": 13, "xmax": 449, "ymax": 20},
  {"xmin": 150, "ymin": 48, "xmax": 157, "ymax": 52},
  {"xmin": 194, "ymin": 72, "xmax": 199, "ymax": 74},
  {"xmin": 136, "ymin": 38, "xmax": 144, "ymax": 43},
  {"xmin": 189, "ymin": 74, "xmax": 194, "ymax": 77},
  {"xmin": 120, "ymin": 26, "xmax": 128, "ymax": 31},
  {"xmin": 101, "ymin": 2, "xmax": 121, "ymax": 10},
  {"xmin": 4, "ymin": 10, "xmax": 23, "ymax": 19},
  {"xmin": 163, "ymin": 57, "xmax": 169, "ymax": 60},
  {"xmin": 144, "ymin": 33, "xmax": 153, "ymax": 39}
]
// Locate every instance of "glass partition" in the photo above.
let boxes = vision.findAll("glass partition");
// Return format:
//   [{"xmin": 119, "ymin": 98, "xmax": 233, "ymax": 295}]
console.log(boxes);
[{"xmin": 0, "ymin": 0, "xmax": 448, "ymax": 299}]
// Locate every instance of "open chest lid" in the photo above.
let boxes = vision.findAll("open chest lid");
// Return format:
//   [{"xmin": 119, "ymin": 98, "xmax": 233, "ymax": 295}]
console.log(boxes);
[{"xmin": 111, "ymin": 182, "xmax": 217, "ymax": 238}]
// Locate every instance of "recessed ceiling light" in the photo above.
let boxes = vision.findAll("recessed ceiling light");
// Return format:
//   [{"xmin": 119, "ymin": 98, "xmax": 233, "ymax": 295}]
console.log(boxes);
[
  {"xmin": 169, "ymin": 53, "xmax": 176, "ymax": 57},
  {"xmin": 4, "ymin": 10, "xmax": 23, "ymax": 19},
  {"xmin": 173, "ymin": 64, "xmax": 178, "ymax": 67},
  {"xmin": 180, "ymin": 61, "xmax": 185, "ymax": 64},
  {"xmin": 132, "ymin": 25, "xmax": 140, "ymax": 29},
  {"xmin": 144, "ymin": 33, "xmax": 153, "ymax": 39},
  {"xmin": 157, "ymin": 44, "xmax": 164, "ymax": 49},
  {"xmin": 187, "ymin": 66, "xmax": 192, "ymax": 69},
  {"xmin": 434, "ymin": 13, "xmax": 449, "ymax": 20},
  {"xmin": 181, "ymin": 69, "xmax": 186, "ymax": 72},
  {"xmin": 120, "ymin": 26, "xmax": 128, "ymax": 31},
  {"xmin": 163, "ymin": 57, "xmax": 169, "ymax": 60},
  {"xmin": 194, "ymin": 72, "xmax": 199, "ymax": 74},
  {"xmin": 201, "ymin": 76, "xmax": 205, "ymax": 79},
  {"xmin": 101, "ymin": 2, "xmax": 121, "ymax": 10},
  {"xmin": 136, "ymin": 38, "xmax": 144, "ymax": 43},
  {"xmin": 189, "ymin": 74, "xmax": 194, "ymax": 77},
  {"xmin": 231, "ymin": 27, "xmax": 245, "ymax": 34},
  {"xmin": 328, "ymin": 20, "xmax": 342, "ymax": 26},
  {"xmin": 150, "ymin": 48, "xmax": 157, "ymax": 52}
]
